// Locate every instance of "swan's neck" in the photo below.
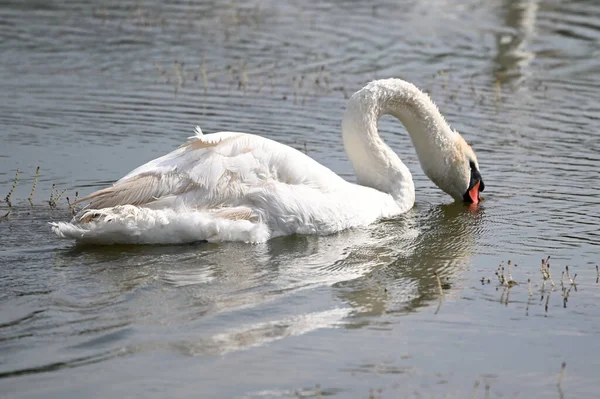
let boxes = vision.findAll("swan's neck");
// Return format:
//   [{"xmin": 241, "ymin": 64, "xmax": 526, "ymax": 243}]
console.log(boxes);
[{"xmin": 342, "ymin": 79, "xmax": 458, "ymax": 208}]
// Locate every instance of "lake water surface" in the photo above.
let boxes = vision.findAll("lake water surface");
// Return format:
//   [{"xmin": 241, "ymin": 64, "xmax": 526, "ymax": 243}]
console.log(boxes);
[{"xmin": 1, "ymin": 0, "xmax": 600, "ymax": 397}]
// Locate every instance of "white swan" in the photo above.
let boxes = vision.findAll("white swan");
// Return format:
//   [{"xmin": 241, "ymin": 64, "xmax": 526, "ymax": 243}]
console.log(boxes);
[{"xmin": 51, "ymin": 79, "xmax": 484, "ymax": 244}]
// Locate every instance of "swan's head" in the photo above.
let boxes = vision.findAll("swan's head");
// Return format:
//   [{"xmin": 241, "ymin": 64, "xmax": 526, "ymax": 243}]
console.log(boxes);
[{"xmin": 425, "ymin": 135, "xmax": 485, "ymax": 204}]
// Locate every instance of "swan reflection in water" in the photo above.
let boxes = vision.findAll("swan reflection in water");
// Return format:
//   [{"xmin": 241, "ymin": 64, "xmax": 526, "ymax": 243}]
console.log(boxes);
[{"xmin": 52, "ymin": 201, "xmax": 484, "ymax": 356}]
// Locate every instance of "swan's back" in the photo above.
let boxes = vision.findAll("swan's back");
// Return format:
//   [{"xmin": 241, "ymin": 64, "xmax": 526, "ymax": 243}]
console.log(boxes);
[{"xmin": 78, "ymin": 127, "xmax": 345, "ymax": 211}]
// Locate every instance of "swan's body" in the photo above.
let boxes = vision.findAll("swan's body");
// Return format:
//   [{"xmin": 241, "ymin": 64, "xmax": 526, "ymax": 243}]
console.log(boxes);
[{"xmin": 52, "ymin": 79, "xmax": 484, "ymax": 244}]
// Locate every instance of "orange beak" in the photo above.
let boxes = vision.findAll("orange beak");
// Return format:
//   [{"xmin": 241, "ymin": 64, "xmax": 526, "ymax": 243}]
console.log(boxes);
[{"xmin": 467, "ymin": 181, "xmax": 481, "ymax": 204}]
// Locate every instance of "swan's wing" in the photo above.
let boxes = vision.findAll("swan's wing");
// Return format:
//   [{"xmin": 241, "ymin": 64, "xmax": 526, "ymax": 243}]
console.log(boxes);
[{"xmin": 75, "ymin": 127, "xmax": 345, "ymax": 211}]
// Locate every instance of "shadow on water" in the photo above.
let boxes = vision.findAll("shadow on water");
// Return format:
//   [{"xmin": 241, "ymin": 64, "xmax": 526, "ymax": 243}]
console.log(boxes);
[{"xmin": 337, "ymin": 202, "xmax": 485, "ymax": 325}]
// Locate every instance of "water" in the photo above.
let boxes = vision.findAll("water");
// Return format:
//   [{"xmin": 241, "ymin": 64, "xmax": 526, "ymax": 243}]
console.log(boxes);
[{"xmin": 1, "ymin": 0, "xmax": 600, "ymax": 397}]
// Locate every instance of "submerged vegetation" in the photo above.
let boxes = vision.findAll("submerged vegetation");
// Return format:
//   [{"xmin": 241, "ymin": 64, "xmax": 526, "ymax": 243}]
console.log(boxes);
[
  {"xmin": 0, "ymin": 167, "xmax": 79, "ymax": 220},
  {"xmin": 481, "ymin": 256, "xmax": 592, "ymax": 312},
  {"xmin": 4, "ymin": 168, "xmax": 19, "ymax": 206}
]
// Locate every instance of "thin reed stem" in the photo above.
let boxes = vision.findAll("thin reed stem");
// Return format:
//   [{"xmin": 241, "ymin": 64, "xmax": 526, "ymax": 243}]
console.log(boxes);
[
  {"xmin": 434, "ymin": 271, "xmax": 444, "ymax": 296},
  {"xmin": 5, "ymin": 169, "xmax": 19, "ymax": 205},
  {"xmin": 28, "ymin": 166, "xmax": 40, "ymax": 202}
]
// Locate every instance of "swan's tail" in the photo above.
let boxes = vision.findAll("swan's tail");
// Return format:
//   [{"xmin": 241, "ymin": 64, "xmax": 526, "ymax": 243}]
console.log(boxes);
[{"xmin": 50, "ymin": 205, "xmax": 269, "ymax": 245}]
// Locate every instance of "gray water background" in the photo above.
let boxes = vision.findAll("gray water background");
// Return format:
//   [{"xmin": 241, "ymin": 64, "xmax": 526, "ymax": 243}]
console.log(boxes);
[{"xmin": 1, "ymin": 0, "xmax": 600, "ymax": 397}]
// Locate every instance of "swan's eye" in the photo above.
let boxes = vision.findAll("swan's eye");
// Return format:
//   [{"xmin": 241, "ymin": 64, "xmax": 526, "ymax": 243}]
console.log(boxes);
[{"xmin": 469, "ymin": 161, "xmax": 476, "ymax": 170}]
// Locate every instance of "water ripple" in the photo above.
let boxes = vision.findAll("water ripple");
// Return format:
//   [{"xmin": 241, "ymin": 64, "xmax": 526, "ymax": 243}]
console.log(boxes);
[{"xmin": 1, "ymin": 0, "xmax": 600, "ymax": 396}]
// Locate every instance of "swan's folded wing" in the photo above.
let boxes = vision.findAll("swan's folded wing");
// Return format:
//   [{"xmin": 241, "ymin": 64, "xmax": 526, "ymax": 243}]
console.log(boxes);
[
  {"xmin": 73, "ymin": 172, "xmax": 187, "ymax": 209},
  {"xmin": 75, "ymin": 129, "xmax": 345, "ymax": 211}
]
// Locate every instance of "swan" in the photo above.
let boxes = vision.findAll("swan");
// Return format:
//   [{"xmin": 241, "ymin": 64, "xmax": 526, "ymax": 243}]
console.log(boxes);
[{"xmin": 51, "ymin": 78, "xmax": 484, "ymax": 244}]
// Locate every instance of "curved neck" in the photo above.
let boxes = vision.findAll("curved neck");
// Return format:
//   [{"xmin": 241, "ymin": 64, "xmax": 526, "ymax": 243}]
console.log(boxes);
[{"xmin": 341, "ymin": 79, "xmax": 458, "ymax": 206}]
